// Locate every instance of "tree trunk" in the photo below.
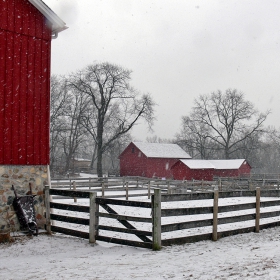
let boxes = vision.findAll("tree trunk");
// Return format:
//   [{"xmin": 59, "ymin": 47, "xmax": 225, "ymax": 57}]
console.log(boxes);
[
  {"xmin": 64, "ymin": 154, "xmax": 72, "ymax": 174},
  {"xmin": 97, "ymin": 147, "xmax": 103, "ymax": 178},
  {"xmin": 225, "ymin": 145, "xmax": 230, "ymax": 159},
  {"xmin": 96, "ymin": 120, "xmax": 104, "ymax": 178},
  {"xmin": 90, "ymin": 144, "xmax": 97, "ymax": 169}
]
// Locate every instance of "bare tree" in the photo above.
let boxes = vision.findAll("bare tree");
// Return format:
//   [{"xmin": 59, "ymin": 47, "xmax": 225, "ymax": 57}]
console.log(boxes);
[
  {"xmin": 50, "ymin": 75, "xmax": 71, "ymax": 171},
  {"xmin": 61, "ymin": 88, "xmax": 90, "ymax": 173},
  {"xmin": 179, "ymin": 89, "xmax": 270, "ymax": 159},
  {"xmin": 50, "ymin": 76, "xmax": 91, "ymax": 174},
  {"xmin": 254, "ymin": 127, "xmax": 280, "ymax": 173},
  {"xmin": 176, "ymin": 116, "xmax": 217, "ymax": 159},
  {"xmin": 146, "ymin": 136, "xmax": 172, "ymax": 143},
  {"xmin": 69, "ymin": 62, "xmax": 155, "ymax": 177}
]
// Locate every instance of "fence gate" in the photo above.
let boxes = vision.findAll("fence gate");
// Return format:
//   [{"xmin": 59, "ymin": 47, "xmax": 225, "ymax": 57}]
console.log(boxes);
[{"xmin": 44, "ymin": 186, "xmax": 161, "ymax": 250}]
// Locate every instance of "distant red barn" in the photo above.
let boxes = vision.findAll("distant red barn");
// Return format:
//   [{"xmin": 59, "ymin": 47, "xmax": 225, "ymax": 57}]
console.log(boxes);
[
  {"xmin": 171, "ymin": 159, "xmax": 215, "ymax": 181},
  {"xmin": 208, "ymin": 159, "xmax": 251, "ymax": 177},
  {"xmin": 119, "ymin": 142, "xmax": 191, "ymax": 178},
  {"xmin": 0, "ymin": 0, "xmax": 67, "ymax": 165}
]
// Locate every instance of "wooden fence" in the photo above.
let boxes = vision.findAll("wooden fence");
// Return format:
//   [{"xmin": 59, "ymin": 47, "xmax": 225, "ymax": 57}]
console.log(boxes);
[
  {"xmin": 44, "ymin": 186, "xmax": 280, "ymax": 250},
  {"xmin": 45, "ymin": 187, "xmax": 160, "ymax": 250},
  {"xmin": 51, "ymin": 176, "xmax": 280, "ymax": 198},
  {"xmin": 159, "ymin": 189, "xmax": 280, "ymax": 246}
]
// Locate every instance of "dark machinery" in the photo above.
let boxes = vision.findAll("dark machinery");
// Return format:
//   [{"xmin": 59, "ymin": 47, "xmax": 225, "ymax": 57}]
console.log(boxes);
[{"xmin": 12, "ymin": 183, "xmax": 38, "ymax": 235}]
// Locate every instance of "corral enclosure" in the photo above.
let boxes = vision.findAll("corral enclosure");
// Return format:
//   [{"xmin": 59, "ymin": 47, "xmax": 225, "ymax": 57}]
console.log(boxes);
[{"xmin": 45, "ymin": 176, "xmax": 280, "ymax": 249}]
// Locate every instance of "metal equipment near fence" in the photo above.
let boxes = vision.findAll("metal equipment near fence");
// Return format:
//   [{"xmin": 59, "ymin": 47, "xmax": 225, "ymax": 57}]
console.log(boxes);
[{"xmin": 12, "ymin": 184, "xmax": 38, "ymax": 235}]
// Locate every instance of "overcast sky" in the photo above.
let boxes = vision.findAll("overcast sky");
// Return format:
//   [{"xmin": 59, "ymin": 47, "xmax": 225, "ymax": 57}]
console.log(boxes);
[{"xmin": 44, "ymin": 0, "xmax": 280, "ymax": 141}]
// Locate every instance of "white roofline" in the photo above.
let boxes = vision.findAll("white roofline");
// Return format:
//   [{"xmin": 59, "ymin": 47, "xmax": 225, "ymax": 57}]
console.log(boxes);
[
  {"xmin": 28, "ymin": 0, "xmax": 68, "ymax": 34},
  {"xmin": 132, "ymin": 142, "xmax": 191, "ymax": 159}
]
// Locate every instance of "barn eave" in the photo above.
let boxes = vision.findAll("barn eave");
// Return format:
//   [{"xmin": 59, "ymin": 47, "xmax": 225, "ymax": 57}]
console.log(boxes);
[{"xmin": 28, "ymin": 0, "xmax": 68, "ymax": 34}]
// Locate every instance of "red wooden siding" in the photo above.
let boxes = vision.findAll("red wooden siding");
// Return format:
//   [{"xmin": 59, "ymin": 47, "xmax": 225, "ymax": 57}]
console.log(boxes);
[
  {"xmin": 172, "ymin": 161, "xmax": 214, "ymax": 181},
  {"xmin": 145, "ymin": 158, "xmax": 178, "ymax": 178},
  {"xmin": 119, "ymin": 143, "xmax": 181, "ymax": 179},
  {"xmin": 119, "ymin": 143, "xmax": 148, "ymax": 177},
  {"xmin": 0, "ymin": 0, "xmax": 52, "ymax": 165}
]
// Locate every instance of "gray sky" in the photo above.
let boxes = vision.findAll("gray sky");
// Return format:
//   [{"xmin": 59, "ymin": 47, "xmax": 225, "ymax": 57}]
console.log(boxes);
[{"xmin": 45, "ymin": 0, "xmax": 280, "ymax": 141}]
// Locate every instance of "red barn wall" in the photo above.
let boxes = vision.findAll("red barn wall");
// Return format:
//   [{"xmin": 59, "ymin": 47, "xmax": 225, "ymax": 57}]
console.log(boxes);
[
  {"xmin": 172, "ymin": 161, "xmax": 214, "ymax": 181},
  {"xmin": 146, "ymin": 158, "xmax": 178, "ymax": 179},
  {"xmin": 213, "ymin": 169, "xmax": 239, "ymax": 177},
  {"xmin": 191, "ymin": 169, "xmax": 214, "ymax": 181},
  {"xmin": 119, "ymin": 143, "xmax": 179, "ymax": 178},
  {"xmin": 119, "ymin": 143, "xmax": 148, "ymax": 177},
  {"xmin": 0, "ymin": 0, "xmax": 52, "ymax": 165},
  {"xmin": 239, "ymin": 162, "xmax": 251, "ymax": 176},
  {"xmin": 172, "ymin": 161, "xmax": 190, "ymax": 180}
]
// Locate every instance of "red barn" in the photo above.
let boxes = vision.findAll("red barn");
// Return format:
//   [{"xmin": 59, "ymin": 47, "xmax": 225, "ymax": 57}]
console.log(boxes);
[
  {"xmin": 0, "ymin": 0, "xmax": 67, "ymax": 164},
  {"xmin": 208, "ymin": 159, "xmax": 251, "ymax": 177},
  {"xmin": 171, "ymin": 159, "xmax": 215, "ymax": 181},
  {"xmin": 119, "ymin": 142, "xmax": 191, "ymax": 179},
  {"xmin": 0, "ymin": 0, "xmax": 67, "ymax": 232}
]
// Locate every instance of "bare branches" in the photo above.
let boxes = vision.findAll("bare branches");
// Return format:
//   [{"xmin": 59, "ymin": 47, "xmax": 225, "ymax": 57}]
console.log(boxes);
[
  {"xmin": 177, "ymin": 89, "xmax": 270, "ymax": 159},
  {"xmin": 68, "ymin": 62, "xmax": 155, "ymax": 177},
  {"xmin": 50, "ymin": 75, "xmax": 91, "ymax": 173}
]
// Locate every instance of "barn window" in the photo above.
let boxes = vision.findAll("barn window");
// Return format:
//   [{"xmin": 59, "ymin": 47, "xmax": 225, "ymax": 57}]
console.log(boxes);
[
  {"xmin": 165, "ymin": 162, "xmax": 169, "ymax": 170},
  {"xmin": 132, "ymin": 147, "xmax": 135, "ymax": 153},
  {"xmin": 138, "ymin": 152, "xmax": 141, "ymax": 157}
]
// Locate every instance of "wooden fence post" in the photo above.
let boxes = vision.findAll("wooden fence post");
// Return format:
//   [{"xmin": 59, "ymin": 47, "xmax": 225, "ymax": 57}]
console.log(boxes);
[
  {"xmin": 255, "ymin": 187, "xmax": 260, "ymax": 233},
  {"xmin": 44, "ymin": 185, "xmax": 51, "ymax": 234},
  {"xmin": 148, "ymin": 181, "xmax": 151, "ymax": 199},
  {"xmin": 167, "ymin": 181, "xmax": 171, "ymax": 194},
  {"xmin": 73, "ymin": 181, "xmax": 77, "ymax": 202},
  {"xmin": 89, "ymin": 192, "xmax": 97, "ymax": 243},
  {"xmin": 95, "ymin": 202, "xmax": 99, "ymax": 238},
  {"xmin": 126, "ymin": 182, "xmax": 129, "ymax": 200},
  {"xmin": 218, "ymin": 178, "xmax": 222, "ymax": 191},
  {"xmin": 248, "ymin": 179, "xmax": 253, "ymax": 191},
  {"xmin": 152, "ymin": 188, "xmax": 161, "ymax": 250},
  {"xmin": 212, "ymin": 189, "xmax": 219, "ymax": 241},
  {"xmin": 102, "ymin": 182, "xmax": 105, "ymax": 198}
]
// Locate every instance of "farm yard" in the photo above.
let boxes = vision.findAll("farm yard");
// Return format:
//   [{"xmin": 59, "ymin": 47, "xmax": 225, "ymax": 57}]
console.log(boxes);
[
  {"xmin": 2, "ymin": 174, "xmax": 280, "ymax": 279},
  {"xmin": 1, "ymin": 223, "xmax": 280, "ymax": 279},
  {"xmin": 2, "ymin": 1, "xmax": 280, "ymax": 279},
  {"xmin": 46, "ymin": 175, "xmax": 280, "ymax": 246}
]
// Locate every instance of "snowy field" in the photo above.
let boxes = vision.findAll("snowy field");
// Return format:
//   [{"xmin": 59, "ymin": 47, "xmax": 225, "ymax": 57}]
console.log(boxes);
[
  {"xmin": 2, "ymin": 195, "xmax": 280, "ymax": 279},
  {"xmin": 1, "ymin": 227, "xmax": 280, "ymax": 280},
  {"xmin": 3, "ymin": 175, "xmax": 280, "ymax": 279}
]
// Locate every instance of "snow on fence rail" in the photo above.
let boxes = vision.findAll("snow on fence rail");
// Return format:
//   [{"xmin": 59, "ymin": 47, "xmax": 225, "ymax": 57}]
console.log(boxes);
[{"xmin": 44, "ymin": 186, "xmax": 280, "ymax": 250}]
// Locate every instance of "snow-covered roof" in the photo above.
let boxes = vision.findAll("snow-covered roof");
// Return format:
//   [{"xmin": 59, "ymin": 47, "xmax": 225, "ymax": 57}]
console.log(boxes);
[
  {"xmin": 133, "ymin": 142, "xmax": 191, "ymax": 159},
  {"xmin": 29, "ymin": 0, "xmax": 68, "ymax": 34},
  {"xmin": 208, "ymin": 159, "xmax": 247, "ymax": 170},
  {"xmin": 178, "ymin": 159, "xmax": 215, "ymax": 169}
]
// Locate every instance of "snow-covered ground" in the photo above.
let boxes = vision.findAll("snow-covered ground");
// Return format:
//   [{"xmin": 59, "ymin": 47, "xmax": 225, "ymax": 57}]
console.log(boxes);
[
  {"xmin": 2, "ymin": 177, "xmax": 280, "ymax": 279},
  {"xmin": 1, "ymin": 227, "xmax": 280, "ymax": 280}
]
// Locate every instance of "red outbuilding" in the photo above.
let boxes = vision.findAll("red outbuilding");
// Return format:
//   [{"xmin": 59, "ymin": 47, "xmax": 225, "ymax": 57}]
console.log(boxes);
[
  {"xmin": 119, "ymin": 142, "xmax": 191, "ymax": 179},
  {"xmin": 171, "ymin": 159, "xmax": 215, "ymax": 181},
  {"xmin": 0, "ymin": 0, "xmax": 67, "ymax": 232},
  {"xmin": 208, "ymin": 159, "xmax": 251, "ymax": 177}
]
